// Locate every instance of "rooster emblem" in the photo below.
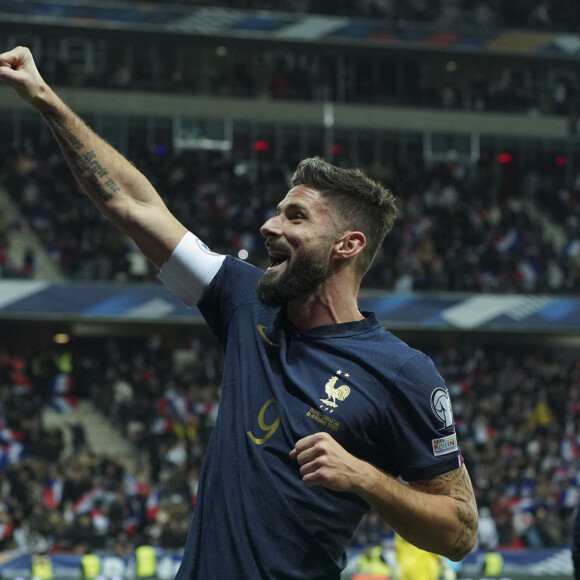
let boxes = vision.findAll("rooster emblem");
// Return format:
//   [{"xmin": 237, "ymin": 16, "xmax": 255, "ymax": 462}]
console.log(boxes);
[{"xmin": 320, "ymin": 375, "xmax": 351, "ymax": 408}]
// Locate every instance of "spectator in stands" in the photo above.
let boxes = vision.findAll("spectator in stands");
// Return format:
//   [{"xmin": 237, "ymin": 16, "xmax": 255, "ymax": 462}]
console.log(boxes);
[
  {"xmin": 477, "ymin": 507, "xmax": 499, "ymax": 551},
  {"xmin": 69, "ymin": 421, "xmax": 87, "ymax": 456}
]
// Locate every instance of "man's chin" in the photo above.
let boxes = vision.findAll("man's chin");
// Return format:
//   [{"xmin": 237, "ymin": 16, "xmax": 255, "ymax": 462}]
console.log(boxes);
[
  {"xmin": 256, "ymin": 288, "xmax": 287, "ymax": 307},
  {"xmin": 256, "ymin": 271, "xmax": 291, "ymax": 307}
]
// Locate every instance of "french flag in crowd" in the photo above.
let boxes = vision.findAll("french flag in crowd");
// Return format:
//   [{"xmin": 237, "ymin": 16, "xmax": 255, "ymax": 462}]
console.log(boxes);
[
  {"xmin": 146, "ymin": 487, "xmax": 163, "ymax": 522},
  {"xmin": 43, "ymin": 478, "xmax": 64, "ymax": 509},
  {"xmin": 516, "ymin": 259, "xmax": 541, "ymax": 288},
  {"xmin": 511, "ymin": 497, "xmax": 539, "ymax": 513},
  {"xmin": 150, "ymin": 416, "xmax": 172, "ymax": 435},
  {"xmin": 0, "ymin": 441, "xmax": 26, "ymax": 469},
  {"xmin": 0, "ymin": 427, "xmax": 25, "ymax": 443},
  {"xmin": 164, "ymin": 389, "xmax": 187, "ymax": 419},
  {"xmin": 124, "ymin": 472, "xmax": 150, "ymax": 498},
  {"xmin": 494, "ymin": 228, "xmax": 521, "ymax": 253},
  {"xmin": 50, "ymin": 373, "xmax": 78, "ymax": 413},
  {"xmin": 73, "ymin": 486, "xmax": 104, "ymax": 514},
  {"xmin": 124, "ymin": 472, "xmax": 139, "ymax": 496}
]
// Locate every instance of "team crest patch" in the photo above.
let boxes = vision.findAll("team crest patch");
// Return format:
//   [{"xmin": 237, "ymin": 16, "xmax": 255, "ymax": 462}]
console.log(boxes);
[
  {"xmin": 320, "ymin": 373, "xmax": 350, "ymax": 410},
  {"xmin": 432, "ymin": 434, "xmax": 458, "ymax": 456},
  {"xmin": 195, "ymin": 236, "xmax": 220, "ymax": 256},
  {"xmin": 430, "ymin": 387, "xmax": 454, "ymax": 429}
]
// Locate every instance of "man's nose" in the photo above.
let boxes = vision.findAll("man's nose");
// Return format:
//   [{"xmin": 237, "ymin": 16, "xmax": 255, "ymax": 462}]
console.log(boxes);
[{"xmin": 260, "ymin": 215, "xmax": 281, "ymax": 239}]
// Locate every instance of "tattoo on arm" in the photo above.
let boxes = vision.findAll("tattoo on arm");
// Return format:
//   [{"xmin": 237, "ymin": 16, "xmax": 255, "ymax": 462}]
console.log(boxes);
[
  {"xmin": 42, "ymin": 112, "xmax": 120, "ymax": 202},
  {"xmin": 412, "ymin": 467, "xmax": 478, "ymax": 560}
]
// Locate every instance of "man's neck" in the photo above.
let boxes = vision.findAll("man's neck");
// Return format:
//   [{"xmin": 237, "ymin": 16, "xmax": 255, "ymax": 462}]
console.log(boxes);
[{"xmin": 285, "ymin": 280, "xmax": 364, "ymax": 331}]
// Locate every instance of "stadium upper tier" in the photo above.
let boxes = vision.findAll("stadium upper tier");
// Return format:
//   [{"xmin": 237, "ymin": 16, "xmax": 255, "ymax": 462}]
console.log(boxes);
[{"xmin": 1, "ymin": 2, "xmax": 580, "ymax": 118}]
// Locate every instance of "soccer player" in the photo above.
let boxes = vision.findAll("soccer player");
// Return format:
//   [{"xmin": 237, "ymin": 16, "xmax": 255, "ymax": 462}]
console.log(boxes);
[{"xmin": 0, "ymin": 47, "xmax": 478, "ymax": 579}]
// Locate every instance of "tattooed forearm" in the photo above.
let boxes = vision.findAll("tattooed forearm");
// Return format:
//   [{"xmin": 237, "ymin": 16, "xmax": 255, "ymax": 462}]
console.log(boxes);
[
  {"xmin": 42, "ymin": 112, "xmax": 83, "ymax": 151},
  {"xmin": 445, "ymin": 493, "xmax": 478, "ymax": 560},
  {"xmin": 42, "ymin": 112, "xmax": 120, "ymax": 202},
  {"xmin": 412, "ymin": 467, "xmax": 478, "ymax": 560}
]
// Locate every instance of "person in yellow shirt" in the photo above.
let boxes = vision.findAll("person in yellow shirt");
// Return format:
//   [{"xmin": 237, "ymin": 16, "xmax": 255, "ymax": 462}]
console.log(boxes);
[
  {"xmin": 395, "ymin": 533, "xmax": 440, "ymax": 580},
  {"xmin": 31, "ymin": 554, "xmax": 53, "ymax": 580},
  {"xmin": 356, "ymin": 545, "xmax": 392, "ymax": 578}
]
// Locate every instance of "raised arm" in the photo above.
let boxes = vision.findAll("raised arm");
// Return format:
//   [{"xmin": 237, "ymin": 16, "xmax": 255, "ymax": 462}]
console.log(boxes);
[
  {"xmin": 0, "ymin": 46, "xmax": 187, "ymax": 268},
  {"xmin": 290, "ymin": 432, "xmax": 478, "ymax": 561}
]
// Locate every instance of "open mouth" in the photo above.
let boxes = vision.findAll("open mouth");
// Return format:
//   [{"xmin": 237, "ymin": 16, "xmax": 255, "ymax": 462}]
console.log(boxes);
[
  {"xmin": 266, "ymin": 243, "xmax": 291, "ymax": 272},
  {"xmin": 267, "ymin": 254, "xmax": 289, "ymax": 272}
]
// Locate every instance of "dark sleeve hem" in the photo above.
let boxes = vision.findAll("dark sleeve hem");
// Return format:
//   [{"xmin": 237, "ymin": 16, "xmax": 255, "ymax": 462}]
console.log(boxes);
[{"xmin": 399, "ymin": 452, "xmax": 463, "ymax": 482}]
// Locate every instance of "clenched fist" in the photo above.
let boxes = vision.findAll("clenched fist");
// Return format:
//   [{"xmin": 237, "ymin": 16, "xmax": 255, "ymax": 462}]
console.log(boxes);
[
  {"xmin": 0, "ymin": 46, "xmax": 48, "ymax": 105},
  {"xmin": 290, "ymin": 432, "xmax": 369, "ymax": 492}
]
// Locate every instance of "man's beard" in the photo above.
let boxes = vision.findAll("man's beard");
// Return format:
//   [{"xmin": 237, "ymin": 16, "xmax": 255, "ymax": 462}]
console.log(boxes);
[{"xmin": 257, "ymin": 244, "xmax": 331, "ymax": 307}]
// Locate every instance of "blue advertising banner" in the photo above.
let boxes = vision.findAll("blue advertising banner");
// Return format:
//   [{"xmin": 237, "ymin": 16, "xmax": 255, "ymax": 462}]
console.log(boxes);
[
  {"xmin": 0, "ymin": 2, "xmax": 578, "ymax": 58},
  {"xmin": 1, "ymin": 281, "xmax": 580, "ymax": 332}
]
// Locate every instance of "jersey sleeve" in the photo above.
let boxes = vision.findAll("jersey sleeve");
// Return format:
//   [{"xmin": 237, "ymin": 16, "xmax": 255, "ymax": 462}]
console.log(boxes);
[
  {"xmin": 158, "ymin": 232, "xmax": 266, "ymax": 347},
  {"xmin": 157, "ymin": 232, "xmax": 226, "ymax": 307},
  {"xmin": 387, "ymin": 353, "xmax": 463, "ymax": 481},
  {"xmin": 197, "ymin": 256, "xmax": 267, "ymax": 348}
]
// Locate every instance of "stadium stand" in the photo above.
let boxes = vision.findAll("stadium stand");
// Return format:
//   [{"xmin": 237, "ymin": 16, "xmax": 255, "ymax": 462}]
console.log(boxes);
[
  {"xmin": 1, "ymin": 1, "xmax": 580, "ymax": 578},
  {"xmin": 0, "ymin": 333, "xmax": 579, "ymax": 566},
  {"xmin": 3, "ymin": 145, "xmax": 580, "ymax": 293}
]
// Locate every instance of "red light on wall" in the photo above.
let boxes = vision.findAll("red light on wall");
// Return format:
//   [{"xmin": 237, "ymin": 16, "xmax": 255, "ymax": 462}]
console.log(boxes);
[
  {"xmin": 330, "ymin": 144, "xmax": 342, "ymax": 155},
  {"xmin": 497, "ymin": 153, "xmax": 513, "ymax": 164},
  {"xmin": 555, "ymin": 155, "xmax": 567, "ymax": 166},
  {"xmin": 253, "ymin": 140, "xmax": 270, "ymax": 151}
]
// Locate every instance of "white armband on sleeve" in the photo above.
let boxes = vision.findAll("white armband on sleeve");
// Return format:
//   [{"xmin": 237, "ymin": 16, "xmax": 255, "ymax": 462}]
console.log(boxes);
[{"xmin": 158, "ymin": 232, "xmax": 226, "ymax": 307}]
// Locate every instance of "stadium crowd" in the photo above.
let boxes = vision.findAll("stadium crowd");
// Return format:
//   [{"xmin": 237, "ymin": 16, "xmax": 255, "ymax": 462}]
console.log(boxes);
[
  {"xmin": 1, "ymin": 0, "xmax": 580, "ymax": 563},
  {"xmin": 0, "ymin": 334, "xmax": 579, "ymax": 555},
  {"xmin": 0, "ymin": 338, "xmax": 221, "ymax": 555},
  {"xmin": 3, "ymin": 144, "xmax": 580, "ymax": 294}
]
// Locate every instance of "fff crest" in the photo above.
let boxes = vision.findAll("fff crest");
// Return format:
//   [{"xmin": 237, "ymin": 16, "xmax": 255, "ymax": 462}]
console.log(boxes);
[{"xmin": 320, "ymin": 372, "xmax": 351, "ymax": 410}]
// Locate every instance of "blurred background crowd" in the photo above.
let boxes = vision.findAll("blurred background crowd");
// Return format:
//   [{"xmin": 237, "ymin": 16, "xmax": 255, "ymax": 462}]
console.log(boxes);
[
  {"xmin": 1, "ymin": 0, "xmax": 580, "ymax": 572},
  {"xmin": 3, "ymin": 144, "xmax": 580, "ymax": 294},
  {"xmin": 0, "ymin": 336, "xmax": 578, "ymax": 555}
]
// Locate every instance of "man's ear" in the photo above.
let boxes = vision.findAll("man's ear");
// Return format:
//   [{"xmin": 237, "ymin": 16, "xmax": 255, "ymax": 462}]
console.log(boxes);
[{"xmin": 333, "ymin": 231, "xmax": 366, "ymax": 260}]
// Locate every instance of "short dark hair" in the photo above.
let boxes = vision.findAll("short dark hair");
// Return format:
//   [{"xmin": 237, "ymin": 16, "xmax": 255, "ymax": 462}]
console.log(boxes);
[{"xmin": 291, "ymin": 157, "xmax": 398, "ymax": 278}]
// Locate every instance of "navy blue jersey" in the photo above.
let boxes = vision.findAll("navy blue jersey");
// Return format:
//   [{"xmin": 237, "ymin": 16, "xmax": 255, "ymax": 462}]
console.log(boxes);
[{"xmin": 176, "ymin": 256, "xmax": 462, "ymax": 580}]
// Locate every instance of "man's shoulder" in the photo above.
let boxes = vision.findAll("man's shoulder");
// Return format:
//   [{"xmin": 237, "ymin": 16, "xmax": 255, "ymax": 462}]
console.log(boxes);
[
  {"xmin": 197, "ymin": 256, "xmax": 268, "ymax": 329},
  {"xmin": 221, "ymin": 254, "xmax": 265, "ymax": 280},
  {"xmin": 205, "ymin": 255, "xmax": 264, "ymax": 299},
  {"xmin": 357, "ymin": 325, "xmax": 443, "ymax": 391},
  {"xmin": 365, "ymin": 324, "xmax": 427, "ymax": 366}
]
